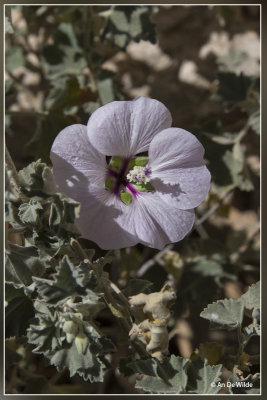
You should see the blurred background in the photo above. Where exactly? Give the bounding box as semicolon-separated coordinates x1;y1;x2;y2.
5;5;260;394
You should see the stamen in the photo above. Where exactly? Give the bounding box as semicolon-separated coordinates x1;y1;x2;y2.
127;166;151;184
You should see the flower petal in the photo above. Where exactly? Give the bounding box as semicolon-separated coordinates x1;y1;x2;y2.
148;128;211;209
74;188;139;249
50;124;107;192
128;193;195;249
87;97;172;157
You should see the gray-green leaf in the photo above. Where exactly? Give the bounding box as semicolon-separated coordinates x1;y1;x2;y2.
200;298;244;330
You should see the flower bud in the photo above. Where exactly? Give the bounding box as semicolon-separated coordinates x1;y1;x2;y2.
62;320;78;343
75;332;89;355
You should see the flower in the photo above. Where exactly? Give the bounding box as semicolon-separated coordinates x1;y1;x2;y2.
50;97;210;250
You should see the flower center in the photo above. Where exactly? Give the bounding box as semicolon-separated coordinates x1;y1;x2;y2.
105;156;154;205
127;166;151;184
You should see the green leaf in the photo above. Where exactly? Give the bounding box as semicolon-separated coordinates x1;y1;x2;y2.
200;298;244;330
5;293;35;338
120;192;133;205
50;334;110;382
110;9;129;32
134;355;189;394
28;308;115;382
135;182;155;192
217;49;248;73
5;15;14;34
105;177;114;191
27;312;63;356
6;243;45;287
97;74;116;105
42;22;86;79
227;373;260;394
18;160;47;192
128;156;149;170
33;256;97;306
109;156;123;169
222;149;254;191
187;358;223;394
18;200;43;225
244;322;260;338
128;358;158;377
5;46;25;73
106;6;156;50
240;281;260;311
5;201;21;225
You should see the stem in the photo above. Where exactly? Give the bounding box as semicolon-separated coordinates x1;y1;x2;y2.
236;323;244;361
137;244;173;277
195;189;233;227
82;7;98;95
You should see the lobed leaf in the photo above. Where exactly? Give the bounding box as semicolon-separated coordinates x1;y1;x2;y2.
200;298;244;330
240;281;260;311
33;256;97;306
6;243;45;288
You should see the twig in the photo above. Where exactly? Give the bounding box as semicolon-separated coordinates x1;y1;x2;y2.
230;223;260;264
137;244;173;277
195;189;234;227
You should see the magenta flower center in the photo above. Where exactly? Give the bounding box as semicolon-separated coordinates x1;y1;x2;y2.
106;157;140;198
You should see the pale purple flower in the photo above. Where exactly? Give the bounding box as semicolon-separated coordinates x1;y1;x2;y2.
50;97;210;250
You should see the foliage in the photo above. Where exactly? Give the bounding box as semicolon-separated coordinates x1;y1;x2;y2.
5;4;260;395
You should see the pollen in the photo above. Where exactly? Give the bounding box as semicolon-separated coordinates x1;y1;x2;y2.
127;166;151;184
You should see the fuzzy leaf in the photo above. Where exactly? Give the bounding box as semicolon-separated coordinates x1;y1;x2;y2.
28;308;115;382
106;6;156;49
5;243;45;287
6;46;25;73
244;322;260;340
227;373;260;394
50;321;116;383
18;160;48;192
27;313;63;356
5;15;14;34
187;358;223;394
128;358;158;377
240;281;260;311
33;256;97;306
42;22;86;79
222;150;254;191
18;200;43;225
134;355;189;394
97;74;116;105
200;298;244;330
